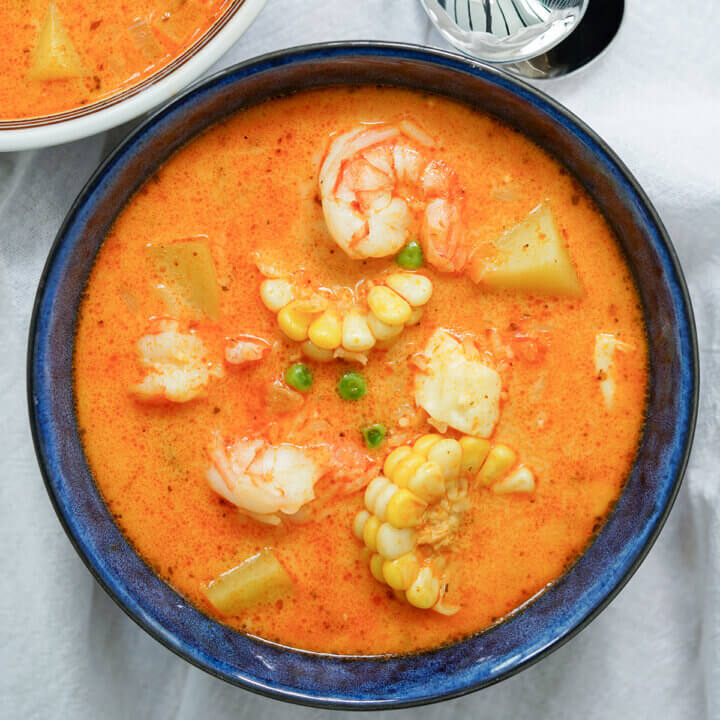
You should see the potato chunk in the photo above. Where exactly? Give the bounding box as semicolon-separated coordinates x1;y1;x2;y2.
204;549;294;614
28;3;86;81
147;238;220;320
471;204;582;297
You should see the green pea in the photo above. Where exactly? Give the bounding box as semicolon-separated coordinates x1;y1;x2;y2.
284;363;313;392
337;371;367;401
361;424;386;449
395;240;424;269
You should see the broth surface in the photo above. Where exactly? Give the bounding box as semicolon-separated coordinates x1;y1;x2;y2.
1;0;230;119
74;87;648;655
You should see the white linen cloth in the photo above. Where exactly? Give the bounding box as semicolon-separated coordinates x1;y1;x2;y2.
1;1;718;717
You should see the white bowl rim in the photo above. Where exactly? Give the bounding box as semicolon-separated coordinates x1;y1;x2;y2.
0;0;266;152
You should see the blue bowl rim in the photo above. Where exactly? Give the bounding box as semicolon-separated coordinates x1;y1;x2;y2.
27;41;699;709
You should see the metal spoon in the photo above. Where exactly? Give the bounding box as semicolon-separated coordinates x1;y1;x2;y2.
422;0;624;79
505;0;624;78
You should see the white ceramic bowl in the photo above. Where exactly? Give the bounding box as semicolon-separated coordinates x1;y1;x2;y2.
0;0;266;152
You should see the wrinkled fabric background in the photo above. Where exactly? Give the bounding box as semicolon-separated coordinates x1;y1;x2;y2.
1;1;718;717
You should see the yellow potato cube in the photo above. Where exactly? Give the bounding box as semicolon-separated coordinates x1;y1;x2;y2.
147;239;220;320
203;549;293;614
472;203;582;297
28;4;86;81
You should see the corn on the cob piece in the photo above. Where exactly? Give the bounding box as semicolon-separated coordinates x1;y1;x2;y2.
354;432;537;616
262;274;432;358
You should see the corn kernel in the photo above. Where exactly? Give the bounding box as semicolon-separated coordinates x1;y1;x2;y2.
478;444;516;485
370;553;386;583
427;439;463;480
374;482;400;522
260;278;294;312
368;286;412;326
386;489;427;528
393;589;408;603
383;446;413;478
406;307;424;326
363;515;381;552
353;510;370;540
408;461;445;502
385;273;433;307
364;475;391;513
391;452;427;489
492;465;535;494
342;311;376;352
367;311;404;340
301;340;334;362
308;309;342;350
406;567;440;609
383;553;421;590
376;524;416;560
459;436;491;477
277;302;314;342
413;433;443;457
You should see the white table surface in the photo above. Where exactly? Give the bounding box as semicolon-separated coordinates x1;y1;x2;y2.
1;1;719;718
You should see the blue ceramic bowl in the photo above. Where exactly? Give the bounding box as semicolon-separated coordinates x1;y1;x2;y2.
28;43;698;709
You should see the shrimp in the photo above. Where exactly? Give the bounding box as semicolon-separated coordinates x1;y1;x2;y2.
207;432;323;525
225;335;271;365
318;121;468;272
207;411;380;525
131;318;223;403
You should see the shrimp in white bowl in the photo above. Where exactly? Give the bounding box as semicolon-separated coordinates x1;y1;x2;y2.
318;121;468;273
131;318;223;403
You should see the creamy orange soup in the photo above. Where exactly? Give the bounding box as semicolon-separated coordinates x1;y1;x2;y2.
1;0;231;119
74;87;648;655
